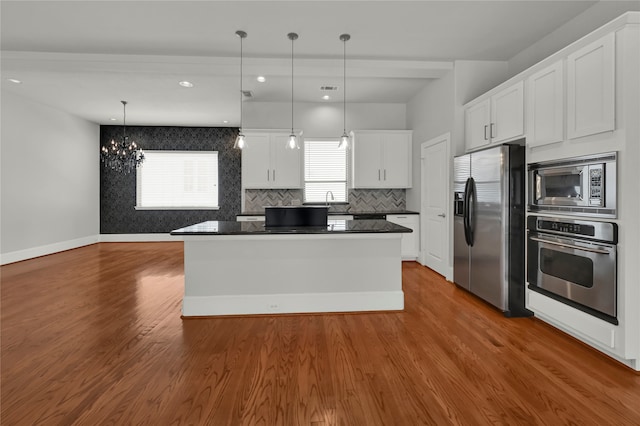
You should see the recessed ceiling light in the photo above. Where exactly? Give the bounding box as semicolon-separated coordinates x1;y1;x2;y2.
109;117;117;121
7;78;22;84
322;95;330;100
179;81;194;88
223;120;229;124
257;76;266;83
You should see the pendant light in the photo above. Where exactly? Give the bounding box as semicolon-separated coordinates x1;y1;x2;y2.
338;33;351;149
287;32;300;150
100;100;144;174
234;30;247;149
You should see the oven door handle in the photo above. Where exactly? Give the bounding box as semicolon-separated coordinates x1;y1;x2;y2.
529;236;611;255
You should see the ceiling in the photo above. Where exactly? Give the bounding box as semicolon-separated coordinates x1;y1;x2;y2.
0;0;621;126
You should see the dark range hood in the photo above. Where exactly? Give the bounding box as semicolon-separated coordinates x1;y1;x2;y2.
265;206;329;227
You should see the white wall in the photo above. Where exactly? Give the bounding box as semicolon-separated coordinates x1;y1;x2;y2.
508;1;640;77
405;72;455;211
244;101;407;137
405;60;508;211
1;91;100;263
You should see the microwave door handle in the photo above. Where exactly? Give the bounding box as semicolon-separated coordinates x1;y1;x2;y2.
529;236;610;255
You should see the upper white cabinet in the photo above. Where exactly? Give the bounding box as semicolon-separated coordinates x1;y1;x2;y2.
465;81;524;151
464;100;491;151
241;131;301;189
351;130;412;188
526;60;564;147
567;33;615;139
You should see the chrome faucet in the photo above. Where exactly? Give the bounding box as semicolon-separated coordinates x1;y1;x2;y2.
325;191;334;207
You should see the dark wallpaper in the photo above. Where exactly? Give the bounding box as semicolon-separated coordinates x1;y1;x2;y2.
100;126;241;234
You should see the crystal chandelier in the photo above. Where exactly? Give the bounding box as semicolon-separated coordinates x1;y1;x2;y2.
101;100;144;174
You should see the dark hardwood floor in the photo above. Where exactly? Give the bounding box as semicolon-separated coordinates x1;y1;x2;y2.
1;242;639;425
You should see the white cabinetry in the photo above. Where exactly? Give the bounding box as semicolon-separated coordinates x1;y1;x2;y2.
351;130;412;188
387;214;420;260
241;131;301;189
526;60;564;147
465;81;524;151
567;33;615;139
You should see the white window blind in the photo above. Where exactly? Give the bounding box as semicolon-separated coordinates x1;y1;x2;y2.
304;140;348;203
136;151;219;209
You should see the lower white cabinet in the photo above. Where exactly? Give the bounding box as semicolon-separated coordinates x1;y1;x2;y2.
386;214;420;261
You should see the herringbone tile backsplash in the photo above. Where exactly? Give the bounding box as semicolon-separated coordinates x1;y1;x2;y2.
244;189;406;213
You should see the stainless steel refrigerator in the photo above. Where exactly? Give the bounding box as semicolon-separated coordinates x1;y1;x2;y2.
453;142;531;317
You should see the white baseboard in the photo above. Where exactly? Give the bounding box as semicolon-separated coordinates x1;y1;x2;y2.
0;235;99;265
182;291;405;317
99;233;181;242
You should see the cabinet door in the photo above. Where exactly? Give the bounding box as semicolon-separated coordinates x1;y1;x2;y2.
352;133;383;188
381;133;411;188
567;32;615;139
271;134;301;188
465;99;491;151
387;214;420;260
527;60;564;147
241;134;272;188
490;80;524;143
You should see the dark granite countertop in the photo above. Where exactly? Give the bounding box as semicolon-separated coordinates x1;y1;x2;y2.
237;209;419;216
170;220;412;235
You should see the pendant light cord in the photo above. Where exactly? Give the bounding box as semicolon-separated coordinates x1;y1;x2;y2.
339;34;350;139
122;100;127;143
240;34;243;131
291;34;294;134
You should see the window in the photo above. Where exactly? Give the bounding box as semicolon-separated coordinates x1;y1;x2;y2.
304;140;348;203
136;150;219;209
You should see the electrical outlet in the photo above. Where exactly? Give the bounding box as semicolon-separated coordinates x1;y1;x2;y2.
268;303;279;311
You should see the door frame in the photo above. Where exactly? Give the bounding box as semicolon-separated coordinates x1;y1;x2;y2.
420;133;453;281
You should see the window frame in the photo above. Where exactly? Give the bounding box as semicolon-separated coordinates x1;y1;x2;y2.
303;138;349;204
135;150;220;211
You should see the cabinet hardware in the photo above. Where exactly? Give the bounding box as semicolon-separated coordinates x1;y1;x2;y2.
484;125;488;140
384;169;387;180
272;170;276;181
378;169;381;180
438;213;446;218
267;170;270;181
490;123;496;139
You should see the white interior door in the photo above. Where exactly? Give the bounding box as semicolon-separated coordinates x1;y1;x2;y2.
421;134;450;279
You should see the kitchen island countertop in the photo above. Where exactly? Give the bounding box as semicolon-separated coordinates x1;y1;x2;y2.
170;219;412;236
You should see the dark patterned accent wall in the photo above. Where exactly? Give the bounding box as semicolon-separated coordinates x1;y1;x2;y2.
100;126;241;234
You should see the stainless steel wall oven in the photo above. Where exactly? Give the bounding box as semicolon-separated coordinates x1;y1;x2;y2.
528;152;616;218
527;215;618;325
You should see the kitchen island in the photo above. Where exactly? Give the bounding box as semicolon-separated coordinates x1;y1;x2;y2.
170;220;411;316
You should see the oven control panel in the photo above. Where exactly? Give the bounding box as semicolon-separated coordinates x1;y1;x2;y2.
527;215;617;244
537;220;595;237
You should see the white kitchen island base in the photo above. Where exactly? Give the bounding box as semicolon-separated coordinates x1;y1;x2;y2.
180;233;404;316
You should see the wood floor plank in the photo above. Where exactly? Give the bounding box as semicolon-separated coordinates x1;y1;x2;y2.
2;242;639;425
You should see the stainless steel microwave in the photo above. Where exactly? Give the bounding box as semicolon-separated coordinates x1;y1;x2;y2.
528;152;616;218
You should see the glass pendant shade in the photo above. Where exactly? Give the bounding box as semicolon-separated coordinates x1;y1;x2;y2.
234;132;246;149
100;100;144;174
338;131;350;150
287;133;299;150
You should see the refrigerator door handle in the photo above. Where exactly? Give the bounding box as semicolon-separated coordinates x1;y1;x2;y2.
467;177;476;246
463;178;471;246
